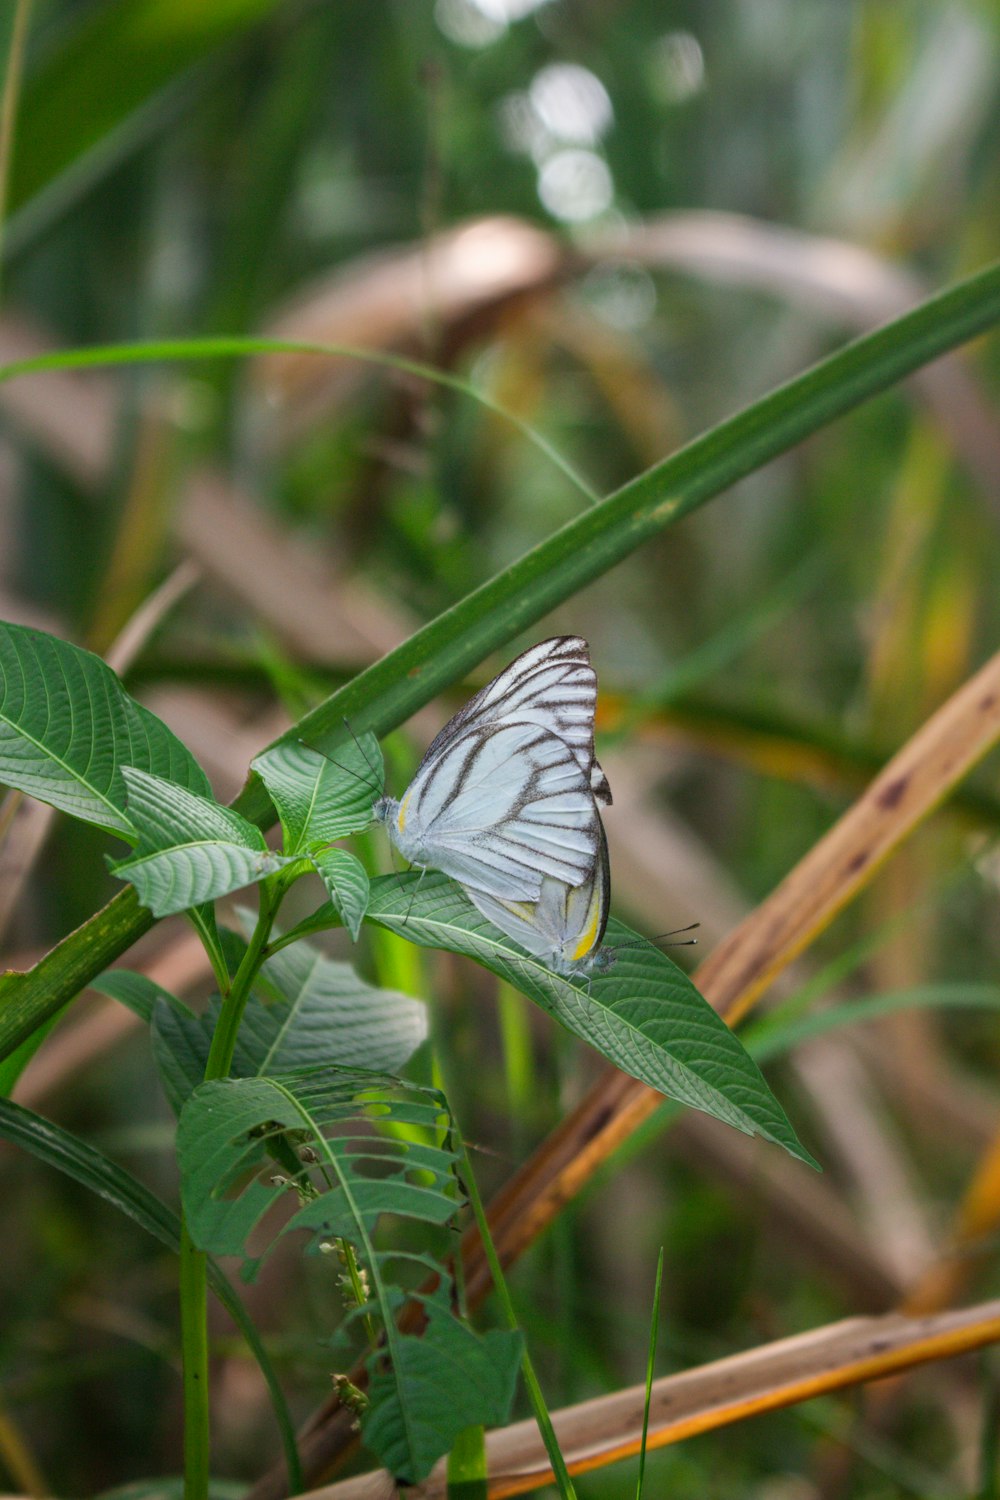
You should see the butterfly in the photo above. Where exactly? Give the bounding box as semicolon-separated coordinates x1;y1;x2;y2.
464;816;615;979
372;637;611;902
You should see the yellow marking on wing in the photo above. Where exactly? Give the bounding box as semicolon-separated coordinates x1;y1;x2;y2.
398;789;412;834
572;899;601;961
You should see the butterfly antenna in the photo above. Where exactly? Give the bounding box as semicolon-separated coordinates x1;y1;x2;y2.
296;737;379;799
653;922;700;949
610;923;701;956
403;864;426;926
342;716;384;793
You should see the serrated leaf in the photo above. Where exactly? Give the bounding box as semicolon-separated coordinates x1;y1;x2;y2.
252;734;382;852
365;873;816;1169
311;847;370;939
150;936;426;1112
0;621;209;839
364;1312;521;1483
0;1096;301;1486
110;768;295;916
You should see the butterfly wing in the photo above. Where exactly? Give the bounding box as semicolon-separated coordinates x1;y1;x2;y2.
419;637;612;807
466;820;611;971
400;719;601;900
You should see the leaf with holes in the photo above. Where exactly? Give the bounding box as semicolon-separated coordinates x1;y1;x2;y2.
178;1070;518;1481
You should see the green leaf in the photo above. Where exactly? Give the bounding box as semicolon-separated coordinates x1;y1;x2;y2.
5;262;1000;1060
311;847;371;940
0;622;209;839
0;1095;301;1488
179;1071;458;1261
178;1070;516;1480
366;1310;521;1485
110;768;295;916
150;935;427;1111
252;734;382;852
366;873;816;1169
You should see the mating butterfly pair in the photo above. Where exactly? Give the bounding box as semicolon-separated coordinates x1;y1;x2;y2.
373;637;615;978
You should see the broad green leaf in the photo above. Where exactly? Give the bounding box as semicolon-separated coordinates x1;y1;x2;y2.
365;1310;521;1484
252;734;383;852
254;941;426;1073
0;1096;300;1487
312;847;371;940
178;1070;515;1482
110;768;295;916
123;766;267;850
150;937;427;1111
365;873;816;1169
0;622;210;839
5;262;1000;1059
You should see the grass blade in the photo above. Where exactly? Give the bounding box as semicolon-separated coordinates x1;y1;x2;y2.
635;1248;664;1500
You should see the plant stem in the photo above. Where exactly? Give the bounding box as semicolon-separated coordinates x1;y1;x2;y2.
461;1143;578;1500
180;874;287;1497
179;1220;211;1500
204;879;282;1081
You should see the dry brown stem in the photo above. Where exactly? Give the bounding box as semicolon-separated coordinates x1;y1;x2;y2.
309;1299;1000;1499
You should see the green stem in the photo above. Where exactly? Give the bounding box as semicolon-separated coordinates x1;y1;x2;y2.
461;1144;578;1500
203;879;281;1081
180;875;288;1496
179;1221;211;1500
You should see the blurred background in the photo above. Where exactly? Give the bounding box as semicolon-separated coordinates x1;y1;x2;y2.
2;1;1000;1495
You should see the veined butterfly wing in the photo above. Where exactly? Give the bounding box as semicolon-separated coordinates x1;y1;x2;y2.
465;819;613;977
419;636;612;807
374;719;601;901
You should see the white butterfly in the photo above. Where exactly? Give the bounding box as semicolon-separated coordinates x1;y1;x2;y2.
372;637;611;902
465;818;615;979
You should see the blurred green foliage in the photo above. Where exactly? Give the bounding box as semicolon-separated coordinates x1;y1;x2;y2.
3;1;1000;1496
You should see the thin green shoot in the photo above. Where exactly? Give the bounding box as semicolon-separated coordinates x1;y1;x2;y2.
0;335;599;505
635;1246;664;1500
460;1140;578;1500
